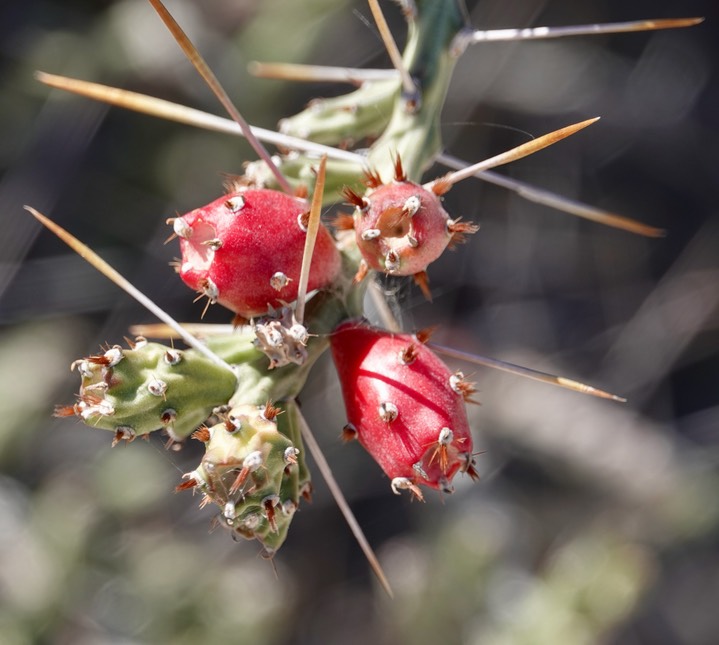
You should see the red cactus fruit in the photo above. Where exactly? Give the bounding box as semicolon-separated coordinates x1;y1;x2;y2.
172;189;341;318
353;180;449;275
330;320;478;500
344;160;477;298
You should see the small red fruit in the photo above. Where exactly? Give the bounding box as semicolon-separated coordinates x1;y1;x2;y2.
173;189;341;318
330;320;478;499
353;180;451;277
344;160;477;298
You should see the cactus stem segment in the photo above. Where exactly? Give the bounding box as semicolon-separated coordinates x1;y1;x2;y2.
176;403;308;553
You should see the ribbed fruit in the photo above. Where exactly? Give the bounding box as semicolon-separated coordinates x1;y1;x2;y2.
174;189;341;318
330;320;478;499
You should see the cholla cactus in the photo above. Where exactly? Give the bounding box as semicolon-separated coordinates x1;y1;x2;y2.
27;0;701;592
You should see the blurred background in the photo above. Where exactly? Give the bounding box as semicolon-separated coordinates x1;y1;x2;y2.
1;0;718;643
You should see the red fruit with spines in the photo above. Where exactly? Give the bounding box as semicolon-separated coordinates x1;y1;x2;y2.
353;180;449;275
330;320;478;499
345;160;477;298
173;188;341;318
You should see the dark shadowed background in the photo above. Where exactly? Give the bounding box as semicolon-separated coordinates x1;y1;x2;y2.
1;1;718;643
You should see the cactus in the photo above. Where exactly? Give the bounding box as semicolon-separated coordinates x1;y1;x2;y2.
25;0;703;592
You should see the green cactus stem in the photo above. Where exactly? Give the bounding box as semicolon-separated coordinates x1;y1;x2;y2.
366;0;469;181
278;78;400;147
252;0;470;195
177;402;305;555
61;339;237;444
